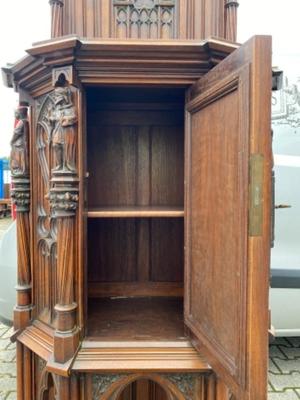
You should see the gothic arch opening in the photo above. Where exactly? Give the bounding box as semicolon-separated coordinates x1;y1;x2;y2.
115;379;170;400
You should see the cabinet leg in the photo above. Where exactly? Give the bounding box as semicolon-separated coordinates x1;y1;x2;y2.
24;347;32;399
16;343;24;400
16;343;33;400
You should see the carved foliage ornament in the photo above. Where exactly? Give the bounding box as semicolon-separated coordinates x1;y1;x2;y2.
163;373;198;400
92;374;129;398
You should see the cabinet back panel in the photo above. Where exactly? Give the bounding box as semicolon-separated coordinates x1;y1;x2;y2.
88;218;184;287
87;88;184;208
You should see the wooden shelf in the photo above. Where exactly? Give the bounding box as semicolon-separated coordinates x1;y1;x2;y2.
73;340;211;372
87;206;184;218
87;297;185;341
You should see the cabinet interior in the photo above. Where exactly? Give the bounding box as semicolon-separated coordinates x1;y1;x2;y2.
86;87;185;341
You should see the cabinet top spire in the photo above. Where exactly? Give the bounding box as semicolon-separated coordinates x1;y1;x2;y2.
49;0;239;41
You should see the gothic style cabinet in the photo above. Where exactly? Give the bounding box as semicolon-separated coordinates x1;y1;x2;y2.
2;1;272;399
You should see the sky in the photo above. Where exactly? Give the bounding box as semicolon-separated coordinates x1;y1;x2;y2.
0;0;300;157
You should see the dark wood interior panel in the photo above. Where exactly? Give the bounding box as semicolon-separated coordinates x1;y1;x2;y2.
87;87;184;208
88;218;183;286
150;219;184;282
151;126;184;206
87;297;185;341
88;124;137;207
88;218;138;282
87;87;185;106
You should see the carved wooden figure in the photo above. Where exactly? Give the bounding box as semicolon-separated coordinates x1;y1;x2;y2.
48;86;77;173
10;107;29;176
3;1;273;400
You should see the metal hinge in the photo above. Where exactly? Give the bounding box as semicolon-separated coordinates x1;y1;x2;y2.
249;154;264;236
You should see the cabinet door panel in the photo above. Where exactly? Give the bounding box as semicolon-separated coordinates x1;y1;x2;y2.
185;36;272;400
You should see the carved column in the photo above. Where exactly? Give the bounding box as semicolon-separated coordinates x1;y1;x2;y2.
48;82;79;364
10;104;32;331
49;0;64;38
225;0;239;42
50;173;79;363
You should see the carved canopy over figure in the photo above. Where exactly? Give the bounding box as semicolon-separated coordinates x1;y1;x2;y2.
48;86;77;173
10;106;29;176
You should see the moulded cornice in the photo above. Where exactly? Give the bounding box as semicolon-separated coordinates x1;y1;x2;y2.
2;36;239;97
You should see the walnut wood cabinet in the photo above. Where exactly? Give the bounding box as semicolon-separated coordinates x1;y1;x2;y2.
2;1;272;399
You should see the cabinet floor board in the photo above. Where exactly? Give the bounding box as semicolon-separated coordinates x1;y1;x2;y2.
87;297;185;341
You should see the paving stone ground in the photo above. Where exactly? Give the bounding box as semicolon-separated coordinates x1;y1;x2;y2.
269;337;300;399
0;324;16;400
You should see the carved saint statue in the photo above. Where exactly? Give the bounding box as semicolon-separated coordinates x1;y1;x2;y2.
10;106;28;176
48;86;77;173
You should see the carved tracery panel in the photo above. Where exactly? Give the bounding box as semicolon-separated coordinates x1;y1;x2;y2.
35;94;58;324
34;74;79;352
113;0;176;39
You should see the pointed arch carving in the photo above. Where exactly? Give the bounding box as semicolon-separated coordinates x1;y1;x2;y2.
92;373;206;400
35;92;58;325
38;366;58;400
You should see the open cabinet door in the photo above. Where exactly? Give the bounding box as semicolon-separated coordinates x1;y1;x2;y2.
184;36;272;399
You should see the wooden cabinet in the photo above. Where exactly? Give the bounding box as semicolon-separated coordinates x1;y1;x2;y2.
2;1;272;399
